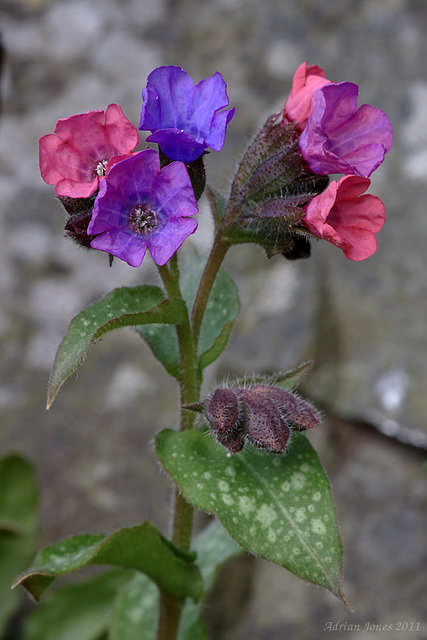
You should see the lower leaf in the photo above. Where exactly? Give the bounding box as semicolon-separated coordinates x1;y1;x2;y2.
109;519;242;640
20;569;131;640
13;522;202;603
156;429;348;605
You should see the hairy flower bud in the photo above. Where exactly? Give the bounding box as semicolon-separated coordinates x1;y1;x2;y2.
205;388;241;435
58;194;97;250
220;114;329;258
239;388;291;452
193;379;321;454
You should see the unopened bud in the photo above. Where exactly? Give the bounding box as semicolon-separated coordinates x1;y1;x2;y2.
249;386;320;432
205;388;241;435
59;195;97;250
194;379;320;454
239;388;291;452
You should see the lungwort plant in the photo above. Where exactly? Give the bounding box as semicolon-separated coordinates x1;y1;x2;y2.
12;62;392;639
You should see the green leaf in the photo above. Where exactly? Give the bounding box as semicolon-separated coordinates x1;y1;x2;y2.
136;253;240;376
109;573;158;640
13;523;202;603
192;519;243;594
110;575;209;640
21;569;131;640
47;286;187;407
0;455;38;636
136;324;180;379
0;533;36;636
0;454;38;539
110;519;241;640
234;361;314;390
206;185;227;226
156;429;348;604
197;269;240;370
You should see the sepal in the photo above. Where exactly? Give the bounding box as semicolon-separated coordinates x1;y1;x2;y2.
220;113;329;259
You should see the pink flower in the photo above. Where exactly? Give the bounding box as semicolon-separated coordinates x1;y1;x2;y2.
283;62;331;131
302;175;386;261
39;104;139;198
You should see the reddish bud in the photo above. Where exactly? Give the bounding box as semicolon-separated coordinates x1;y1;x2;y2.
205;388;242;436
239;388;290;452
250;386;320;432
201;378;320;455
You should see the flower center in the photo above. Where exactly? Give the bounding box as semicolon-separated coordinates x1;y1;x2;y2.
129;204;158;235
96;159;109;177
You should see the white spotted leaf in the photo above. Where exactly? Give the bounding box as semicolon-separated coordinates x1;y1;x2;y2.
47;286;187;406
109;519;242;640
13;522;202;603
156;429;348;605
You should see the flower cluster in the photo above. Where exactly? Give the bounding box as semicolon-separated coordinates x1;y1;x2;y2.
39;67;234;267
283;62;392;260
188;381;320;454
39;62;391;265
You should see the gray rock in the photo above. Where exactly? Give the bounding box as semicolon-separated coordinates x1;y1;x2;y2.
1;0;426;637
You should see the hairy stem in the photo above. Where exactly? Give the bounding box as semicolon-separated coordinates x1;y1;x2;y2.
155;235;230;639
191;234;230;345
156;261;198;640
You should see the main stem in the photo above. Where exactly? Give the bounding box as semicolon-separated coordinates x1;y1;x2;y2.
155;239;229;639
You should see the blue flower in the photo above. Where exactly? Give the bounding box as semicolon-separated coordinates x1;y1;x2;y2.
139;66;235;163
87;149;198;267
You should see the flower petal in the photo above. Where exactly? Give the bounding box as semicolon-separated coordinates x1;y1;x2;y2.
146;129;206;163
91;230;148;267
303;175;385;261
140;66;194;131
299;83;392;177
153;161;199;218
283;62;330;130
148;217;198;265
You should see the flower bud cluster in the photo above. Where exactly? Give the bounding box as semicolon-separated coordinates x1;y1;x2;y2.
221;62;392;262
191;381;320;454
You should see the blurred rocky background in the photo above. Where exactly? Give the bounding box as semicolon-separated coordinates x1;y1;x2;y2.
1;0;426;637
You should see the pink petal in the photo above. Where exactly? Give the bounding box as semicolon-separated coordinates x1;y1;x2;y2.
283;62;330;130
303;175;385;261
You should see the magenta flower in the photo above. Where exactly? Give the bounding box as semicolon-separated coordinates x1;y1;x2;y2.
39;104;140;198
283;62;331;131
87;149;198;267
139;66;235;163
299;82;393;177
302;175;386;261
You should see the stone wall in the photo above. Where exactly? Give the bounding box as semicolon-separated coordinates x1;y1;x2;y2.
1;0;426;637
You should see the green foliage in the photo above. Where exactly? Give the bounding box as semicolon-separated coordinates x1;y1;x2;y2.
21;569;131;640
0;454;38;636
47;286;187;407
137;252;240;377
156;429;347;604
13;523;202;603
0;454;38;540
232;360;314;391
109;519;242;640
109;574;158;640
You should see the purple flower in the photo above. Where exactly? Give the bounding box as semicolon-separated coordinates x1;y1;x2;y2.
139;66;235;163
299;82;392;177
87;149;198;267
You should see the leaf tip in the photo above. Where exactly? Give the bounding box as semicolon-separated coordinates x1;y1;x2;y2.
11;574;41;602
340;585;354;612
183;402;205;413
